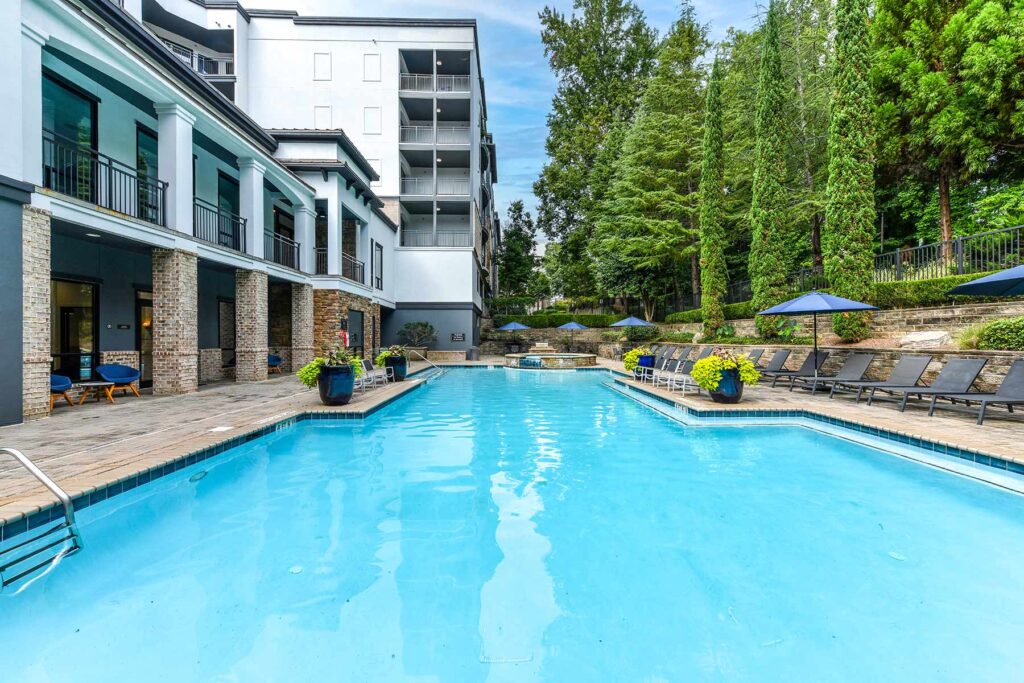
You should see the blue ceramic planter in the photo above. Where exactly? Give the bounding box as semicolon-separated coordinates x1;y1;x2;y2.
317;364;356;405
384;356;408;381
710;368;744;404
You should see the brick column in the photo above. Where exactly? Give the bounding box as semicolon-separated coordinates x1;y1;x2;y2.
291;283;314;369
235;269;268;382
152;248;198;395
22;207;50;420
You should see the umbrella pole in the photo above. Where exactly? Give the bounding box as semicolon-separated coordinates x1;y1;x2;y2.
813;312;819;378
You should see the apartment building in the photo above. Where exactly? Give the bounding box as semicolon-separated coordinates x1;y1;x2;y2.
0;0;498;426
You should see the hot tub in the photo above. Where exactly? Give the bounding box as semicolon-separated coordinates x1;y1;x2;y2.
504;353;598;369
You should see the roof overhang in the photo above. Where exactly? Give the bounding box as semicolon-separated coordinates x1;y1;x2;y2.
268;129;378;182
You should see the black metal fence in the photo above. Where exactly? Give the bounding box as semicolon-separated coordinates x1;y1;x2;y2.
264;231;300;270
342;253;365;284
42;131;167;226
193;198;245;252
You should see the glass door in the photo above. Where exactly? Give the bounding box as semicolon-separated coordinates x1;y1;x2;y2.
51;279;98;381
136;291;153;387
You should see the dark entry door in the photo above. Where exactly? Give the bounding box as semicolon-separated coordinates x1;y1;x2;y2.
347;310;364;357
136;291;153;387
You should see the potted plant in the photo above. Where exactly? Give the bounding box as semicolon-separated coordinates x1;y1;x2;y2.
397;321;437;360
297;344;363;406
623;346;653;379
375;345;409;381
690;349;761;404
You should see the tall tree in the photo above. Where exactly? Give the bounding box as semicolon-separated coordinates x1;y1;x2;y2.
594;2;709;320
873;0;1024;245
495;200;538;296
699;57;728;337
534;0;659;296
748;1;790;337
824;0;876;340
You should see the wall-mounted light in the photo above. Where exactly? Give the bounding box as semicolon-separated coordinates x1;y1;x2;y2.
85;232;101;238
436;60;443;66
436;157;442;163
436;107;442;113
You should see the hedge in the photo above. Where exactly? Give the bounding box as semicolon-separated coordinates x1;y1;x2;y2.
977;316;1024;351
492;313;620;328
665;301;756;324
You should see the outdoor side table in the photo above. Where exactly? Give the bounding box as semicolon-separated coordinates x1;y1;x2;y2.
77;381;116;405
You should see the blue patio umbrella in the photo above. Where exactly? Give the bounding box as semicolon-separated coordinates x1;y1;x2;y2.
558;321;589;350
758;291;878;374
947;264;1024;297
610;316;655;327
497;321;531;331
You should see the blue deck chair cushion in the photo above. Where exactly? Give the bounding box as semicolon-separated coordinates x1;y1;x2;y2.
50;374;73;393
95;364;141;385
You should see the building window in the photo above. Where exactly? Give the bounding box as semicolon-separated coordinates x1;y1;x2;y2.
363;53;381;81
42;73;97;149
136;125;160;223
51;279;99;382
314;105;332;129
363;106;381;135
373;241;384;290
313;52;332;81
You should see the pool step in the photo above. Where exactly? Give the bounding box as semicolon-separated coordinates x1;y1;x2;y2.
0;447;84;592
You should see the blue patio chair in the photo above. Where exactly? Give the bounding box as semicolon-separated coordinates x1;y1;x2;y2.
50;374;73;412
95;363;142;399
268;354;285;374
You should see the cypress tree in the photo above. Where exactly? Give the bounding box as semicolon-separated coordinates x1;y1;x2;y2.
698;58;727;337
748;1;789;337
824;0;876;340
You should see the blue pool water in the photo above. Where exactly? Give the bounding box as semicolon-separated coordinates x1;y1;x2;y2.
2;368;1023;681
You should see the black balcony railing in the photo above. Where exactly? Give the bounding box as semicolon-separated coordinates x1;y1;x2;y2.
265;231;300;270
315;247;328;274
342;253;365;283
193;198;245;252
42;131;167;226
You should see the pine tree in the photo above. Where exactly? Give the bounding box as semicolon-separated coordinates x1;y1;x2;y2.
824;0;876;340
594;2;709;320
496;201;538;296
698;58;727;337
748;1;789;337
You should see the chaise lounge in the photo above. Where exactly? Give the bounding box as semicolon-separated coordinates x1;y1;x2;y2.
790;353;875;394
763;350;829;388
820;354;933;401
926;359;1024;424
866;358;987;412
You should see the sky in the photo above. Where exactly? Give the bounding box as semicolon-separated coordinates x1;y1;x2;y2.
245;0;761;223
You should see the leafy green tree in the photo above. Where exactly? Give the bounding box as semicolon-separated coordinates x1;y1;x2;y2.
699;58;728;337
495;200;538;296
824;0;876;340
873;0;1024;245
748;1;790;337
534;0;659;295
594;2;709;320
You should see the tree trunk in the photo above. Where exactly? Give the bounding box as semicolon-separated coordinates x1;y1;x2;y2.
810;214;823;270
690;253;700;307
938;164;953;261
642;295;655;322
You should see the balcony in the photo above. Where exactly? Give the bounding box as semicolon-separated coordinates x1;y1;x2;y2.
400;73;470;93
265;232;300;270
42;131;167;226
400;126;435;144
313;248;365;284
399;126;471;145
164;40;233;76
437;178;470;196
437;127;471;145
401;230;472;248
193;198;245;252
401;177;433;195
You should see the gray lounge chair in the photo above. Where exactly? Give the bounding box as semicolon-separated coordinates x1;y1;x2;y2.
764;350;830;388
790;353;875;394
759;349;791;373
867;358;988;412
823;354;933;401
678;346;713;375
744;348;765;366
927;359;1024;424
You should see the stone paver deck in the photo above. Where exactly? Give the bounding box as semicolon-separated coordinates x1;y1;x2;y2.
0;356;1021;534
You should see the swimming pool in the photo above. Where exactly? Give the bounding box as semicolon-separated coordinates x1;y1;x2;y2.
1;368;1022;680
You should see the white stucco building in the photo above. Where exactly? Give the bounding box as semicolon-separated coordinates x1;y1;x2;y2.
0;0;498;426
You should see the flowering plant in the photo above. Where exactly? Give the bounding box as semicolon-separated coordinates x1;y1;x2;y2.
375;345;408;367
690;350;760;391
296;344;362;388
622;346;652;373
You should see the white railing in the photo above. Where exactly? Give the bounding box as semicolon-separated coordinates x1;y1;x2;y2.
163;40;230;76
400;73;434;91
436;127;471;145
400;126;434;144
401;230;473;247
437;74;471;92
401;177;433;195
437;178;470;196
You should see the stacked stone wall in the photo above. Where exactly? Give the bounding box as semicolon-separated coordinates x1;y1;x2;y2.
152;248;198;395
22;207;51;420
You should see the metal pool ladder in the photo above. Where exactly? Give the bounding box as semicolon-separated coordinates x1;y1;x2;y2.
406;349;447;381
0;447;83;591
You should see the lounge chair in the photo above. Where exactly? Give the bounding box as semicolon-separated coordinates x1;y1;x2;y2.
678;346;713;375
745;348;764;366
50;374;73;412
790;353;875;394
819;354;933;400
758;349;791;373
95;363;141;398
866;358;988;412
652;359;681;388
764;350;829;388
926;359;1024;424
361;359;393;388
268;354;284;374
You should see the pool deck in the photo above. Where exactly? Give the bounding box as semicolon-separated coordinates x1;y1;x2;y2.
0;356;1021;534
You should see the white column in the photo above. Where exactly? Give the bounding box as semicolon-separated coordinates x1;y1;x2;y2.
327;177;341;274
238;158;266;260
295;203;316;274
154;103;196;233
20;24;48;185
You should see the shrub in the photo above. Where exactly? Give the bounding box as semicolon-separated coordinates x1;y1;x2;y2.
601;330;624;342
622;346;651;373
625;325;659;342
665;300;756;324
976;316;1024;350
296;349;362;388
492;313;619;328
397;322;437;347
658;331;695;343
690;350;761;391
374;345;407;367
870;272;998;309
485;296;535;314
